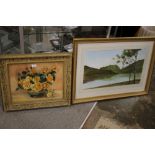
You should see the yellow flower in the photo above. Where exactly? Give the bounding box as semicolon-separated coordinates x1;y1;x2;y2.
34;76;40;83
33;82;43;92
22;80;31;90
30;84;35;90
25;76;32;81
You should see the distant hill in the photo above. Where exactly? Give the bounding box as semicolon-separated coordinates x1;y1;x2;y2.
83;59;144;83
100;65;121;74
84;65;119;83
84;66;100;75
121;59;144;73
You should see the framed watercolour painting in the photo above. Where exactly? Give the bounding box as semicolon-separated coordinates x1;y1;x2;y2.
0;53;72;111
72;37;155;104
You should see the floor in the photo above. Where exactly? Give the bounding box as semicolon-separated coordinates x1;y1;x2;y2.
82;93;155;129
0;99;95;129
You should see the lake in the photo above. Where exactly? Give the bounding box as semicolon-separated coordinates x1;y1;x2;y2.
83;73;141;89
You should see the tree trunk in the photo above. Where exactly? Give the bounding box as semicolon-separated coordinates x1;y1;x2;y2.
134;66;136;84
133;56;137;84
129;73;131;84
128;67;132;84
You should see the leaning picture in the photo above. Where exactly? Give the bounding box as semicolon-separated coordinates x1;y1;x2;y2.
0;53;72;111
72;38;155;104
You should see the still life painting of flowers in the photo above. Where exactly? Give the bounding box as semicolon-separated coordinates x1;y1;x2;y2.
9;62;63;103
16;66;56;98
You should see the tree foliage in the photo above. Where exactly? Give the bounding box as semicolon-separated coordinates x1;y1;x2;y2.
114;49;141;83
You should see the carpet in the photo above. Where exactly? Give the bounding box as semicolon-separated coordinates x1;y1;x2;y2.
0;99;96;129
82;93;155;129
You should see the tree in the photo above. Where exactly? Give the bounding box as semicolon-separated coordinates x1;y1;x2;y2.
123;49;141;83
114;49;141;84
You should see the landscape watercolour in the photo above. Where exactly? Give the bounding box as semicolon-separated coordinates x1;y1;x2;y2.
83;49;145;89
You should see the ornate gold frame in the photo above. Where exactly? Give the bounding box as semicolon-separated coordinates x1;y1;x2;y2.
0;53;72;111
72;37;155;104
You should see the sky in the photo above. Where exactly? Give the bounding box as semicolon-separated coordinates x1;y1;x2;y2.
84;48;146;69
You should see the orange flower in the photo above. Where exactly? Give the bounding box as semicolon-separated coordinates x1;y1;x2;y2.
31;68;37;74
46;74;53;82
42;82;50;89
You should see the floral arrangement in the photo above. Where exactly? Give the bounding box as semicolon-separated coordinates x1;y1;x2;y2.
16;66;56;98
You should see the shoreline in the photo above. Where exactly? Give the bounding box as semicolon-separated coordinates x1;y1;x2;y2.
84;79;140;90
